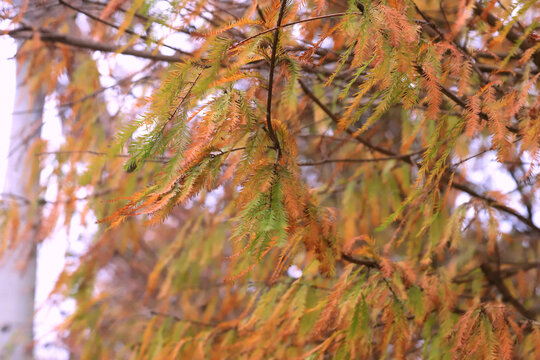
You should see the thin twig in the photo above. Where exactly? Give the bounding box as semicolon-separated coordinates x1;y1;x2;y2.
13;73;152;115
149;309;216;327
58;0;189;55
36;150;168;163
230;12;360;50
0;193;31;204
298;153;423;167
36;146;248;163
451;146;495;167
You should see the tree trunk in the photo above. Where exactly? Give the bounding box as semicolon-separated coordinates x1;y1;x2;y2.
0;15;46;360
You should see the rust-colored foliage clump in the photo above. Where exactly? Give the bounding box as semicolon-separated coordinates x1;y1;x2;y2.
2;0;540;358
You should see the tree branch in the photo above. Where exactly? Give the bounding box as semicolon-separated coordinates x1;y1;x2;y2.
298;152;423;167
415;64;519;134
298;78;540;234
265;0;288;160
298;79;398;157
343;250;540;323
340;252;380;269
149;309;216;327
8;27;185;63
36;150;168;163
480;263;536;320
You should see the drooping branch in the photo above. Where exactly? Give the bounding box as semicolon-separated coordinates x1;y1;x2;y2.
298;78;540;234
343;252;538;321
474;2;540;68
412;1;489;84
414;64;519;134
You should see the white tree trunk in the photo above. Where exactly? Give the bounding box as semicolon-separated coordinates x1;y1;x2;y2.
0;38;46;360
